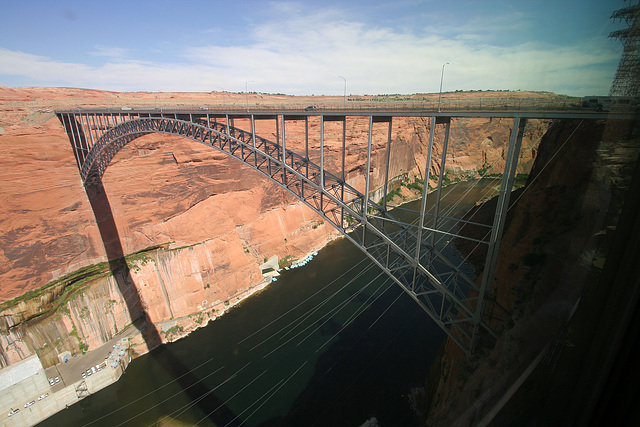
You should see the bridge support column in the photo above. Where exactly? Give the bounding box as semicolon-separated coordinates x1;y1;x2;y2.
304;116;309;199
382;117;393;213
320;116;325;189
473;117;527;352
431;117;452;248
362;116;374;244
251;115;257;167
412;116;437;292
341;117;347;228
281;115;286;186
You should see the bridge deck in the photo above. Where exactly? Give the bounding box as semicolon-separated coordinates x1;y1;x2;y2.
55;107;637;121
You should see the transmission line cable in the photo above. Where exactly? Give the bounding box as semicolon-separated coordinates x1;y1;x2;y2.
238;255;373;345
248;261;377;352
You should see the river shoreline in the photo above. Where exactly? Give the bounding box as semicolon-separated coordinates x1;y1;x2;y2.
146;245;332;347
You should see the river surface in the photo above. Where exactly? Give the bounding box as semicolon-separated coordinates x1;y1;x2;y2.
38;179;499;427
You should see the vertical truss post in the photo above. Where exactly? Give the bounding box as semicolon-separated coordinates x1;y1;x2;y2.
97;114;105;140
432;117;451;248
304;116;309;199
473;117;527;350
76;114;88;157
320;116;325;189
63;114;82;170
362;116;374;242
94;114;102;144
412;116;437;291
87;115;98;147
73;113;89;166
251;115;257;167
275;115;280;164
305;116;310;160
341;116;346;224
281;115;286;186
382;117;393;212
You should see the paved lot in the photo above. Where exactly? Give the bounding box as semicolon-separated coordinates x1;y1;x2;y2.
47;327;138;387
3;328;137;426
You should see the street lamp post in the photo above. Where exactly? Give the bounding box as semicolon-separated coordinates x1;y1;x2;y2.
218;87;225;107
438;62;449;113
338;75;346;108
246;81;253;112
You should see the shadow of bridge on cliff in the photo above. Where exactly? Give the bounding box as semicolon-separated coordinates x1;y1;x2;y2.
85;181;246;426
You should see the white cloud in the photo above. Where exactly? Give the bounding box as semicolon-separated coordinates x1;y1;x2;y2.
0;5;622;96
89;46;132;59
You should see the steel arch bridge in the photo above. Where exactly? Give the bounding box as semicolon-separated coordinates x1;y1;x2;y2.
56;108;621;354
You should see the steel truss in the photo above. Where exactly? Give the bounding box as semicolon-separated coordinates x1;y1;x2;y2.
56;109;555;354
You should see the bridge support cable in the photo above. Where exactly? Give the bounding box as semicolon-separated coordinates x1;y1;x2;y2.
57;110;554;355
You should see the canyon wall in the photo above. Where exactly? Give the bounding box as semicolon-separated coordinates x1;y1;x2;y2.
0;87;549;369
424;118;640;425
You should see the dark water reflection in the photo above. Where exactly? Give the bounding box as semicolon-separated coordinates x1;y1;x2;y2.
38;179;498;427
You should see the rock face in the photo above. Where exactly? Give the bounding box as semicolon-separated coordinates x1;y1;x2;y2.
0;87;549;368
424;119;640;426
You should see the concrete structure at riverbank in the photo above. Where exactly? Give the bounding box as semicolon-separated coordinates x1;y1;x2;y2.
1;338;131;427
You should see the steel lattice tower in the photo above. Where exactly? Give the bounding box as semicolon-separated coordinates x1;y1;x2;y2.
609;1;640;96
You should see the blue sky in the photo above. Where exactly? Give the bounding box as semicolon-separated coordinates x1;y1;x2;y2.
0;0;627;96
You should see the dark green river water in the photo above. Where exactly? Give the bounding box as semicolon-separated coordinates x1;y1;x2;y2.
38;179;498;427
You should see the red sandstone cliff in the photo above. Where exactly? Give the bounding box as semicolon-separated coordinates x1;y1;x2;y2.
0;87;550;368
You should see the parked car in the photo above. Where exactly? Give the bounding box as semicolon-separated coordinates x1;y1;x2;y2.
7;408;19;417
304;105;317;111
38;394;48;401
24;401;35;408
54;377;60;383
